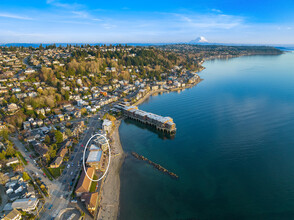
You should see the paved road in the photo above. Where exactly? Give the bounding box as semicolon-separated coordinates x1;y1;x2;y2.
40;113;103;220
12;105;113;219
0;185;8;212
11;137;65;217
10;137;52;188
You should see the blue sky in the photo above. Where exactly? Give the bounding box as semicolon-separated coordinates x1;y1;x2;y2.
0;0;294;44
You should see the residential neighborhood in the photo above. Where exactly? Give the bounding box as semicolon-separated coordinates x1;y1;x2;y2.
0;44;205;219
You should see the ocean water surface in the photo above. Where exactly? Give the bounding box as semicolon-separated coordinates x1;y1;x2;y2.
119;52;294;220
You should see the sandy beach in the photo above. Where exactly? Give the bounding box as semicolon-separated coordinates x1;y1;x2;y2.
97;120;124;220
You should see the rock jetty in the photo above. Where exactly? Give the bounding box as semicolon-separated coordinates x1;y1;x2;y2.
131;152;179;179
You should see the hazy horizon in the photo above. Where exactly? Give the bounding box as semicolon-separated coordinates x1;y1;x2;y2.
1;42;294;47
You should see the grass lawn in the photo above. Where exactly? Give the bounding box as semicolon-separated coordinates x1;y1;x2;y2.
48;165;65;179
89;175;98;192
42;168;53;181
16;151;28;165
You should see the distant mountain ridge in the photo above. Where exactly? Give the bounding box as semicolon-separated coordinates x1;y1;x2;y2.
1;42;293;49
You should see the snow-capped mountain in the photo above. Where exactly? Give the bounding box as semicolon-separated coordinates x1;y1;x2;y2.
189;36;209;44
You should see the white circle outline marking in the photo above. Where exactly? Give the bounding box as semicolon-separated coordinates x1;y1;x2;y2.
82;133;111;182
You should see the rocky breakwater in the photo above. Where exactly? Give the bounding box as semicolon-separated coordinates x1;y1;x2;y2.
131;152;179;179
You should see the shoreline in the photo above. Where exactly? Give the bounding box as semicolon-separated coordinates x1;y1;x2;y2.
97;120;124;220
133;89;168;106
133;80;203;107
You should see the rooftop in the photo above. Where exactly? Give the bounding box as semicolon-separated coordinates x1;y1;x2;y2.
94;136;108;145
102;119;112;127
2;209;21;220
75;167;95;194
11;198;38;210
89;144;100;151
87;150;102;163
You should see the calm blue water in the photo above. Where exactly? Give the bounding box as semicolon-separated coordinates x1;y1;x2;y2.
119;52;294;220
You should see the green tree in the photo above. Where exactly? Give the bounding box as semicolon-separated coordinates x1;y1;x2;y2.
0;172;9;184
48;145;56;159
45;154;50;162
6;145;16;157
22;172;30;181
65;128;72;137
0;129;9;140
64;91;70;101
44;135;51;145
38;114;46;120
55;130;63;143
9;95;18;103
0;150;6;160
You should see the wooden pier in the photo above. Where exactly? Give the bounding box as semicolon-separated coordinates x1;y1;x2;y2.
114;104;176;134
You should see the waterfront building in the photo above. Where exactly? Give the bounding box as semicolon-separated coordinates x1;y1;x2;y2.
75;167;95;197
80;192;99;214
86;150;102;170
102;119;112;133
93;136;108;152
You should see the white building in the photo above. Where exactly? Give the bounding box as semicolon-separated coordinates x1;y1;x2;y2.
6;158;19;166
102;119;112;133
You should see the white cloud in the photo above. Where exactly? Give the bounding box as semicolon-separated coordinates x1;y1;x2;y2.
46;0;83;10
102;23;117;29
0;13;32;20
211;9;222;13
92;18;103;22
71;11;89;18
167;12;244;30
